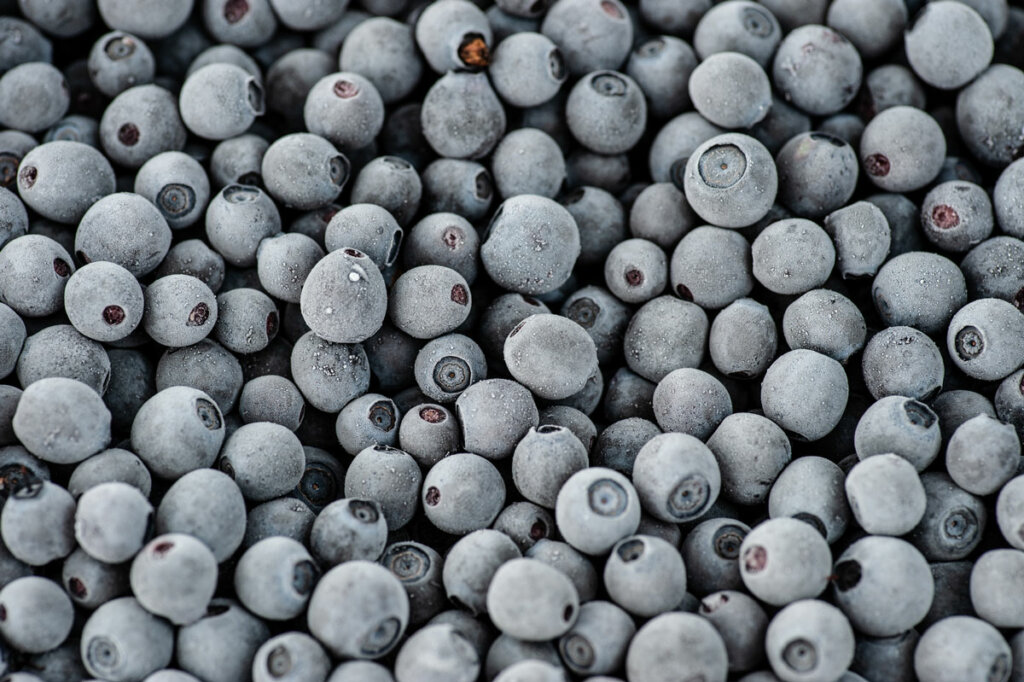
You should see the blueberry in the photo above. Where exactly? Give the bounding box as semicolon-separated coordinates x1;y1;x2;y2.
861;326;944;401
251;632;330;682
566;70;647;155
739;518;832;606
487;558;579;641
826;0;907;59
555;467;641;555
871;251;967;334
764;600;855;682
860;106;946;192
946;298;1024;381
832;536;933;637
156;468;246;562
846;454;927;536
307;560;409;659
625;613;728;682
768;456;850;544
623;296;709;382
970;549;1024;628
604;534;686;617
908;472;987;562
99;85;187;168
490;32;566;109
0;576;74;653
130;533;218;625
854;395;941;472
75;482;153;568
177;599;270;682
14;376;110;465
914;616;1011;682
558;599;635;676
905;1;994;90
422;451;505;534
131;386;225;479
683;133;778;228
0;62;69;134
261;133;348;211
180;64;264;141
81;597;174;682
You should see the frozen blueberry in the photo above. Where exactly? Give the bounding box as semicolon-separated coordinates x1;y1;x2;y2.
914;616;1010;682
827;0;907;59
81;597;174;682
604;535;686;617
218;422;305;502
541;0;632;76
421;451;504;534
846;454;927;536
99;85;187;168
487;558;579;641
64;262;144;343
290;332;370;413
490;32;567;108
625;613;728;682
739;518;832;606
862;326;944;401
860;106;946;192
0;576;74;653
130;533;218;625
872;251;967;334
512;425;588;509
67;446;148;499
481;194;580;295
651;368;732;440
256;233;324;305
134;151;210;229
300;248;387;344
683;133;778;228
156;468;246;562
906;1;993;90
144;275;218;348
503;313;597;400
555;467;641;555
764;600;855;682
234;535;318;622
689;52;771;129
307;560;409;659
344;445;421;531
61;546;128;610
752;218;836;295
947;414;1021;496
75;481;153;564
969;549;1024;628
176;598;270;682
16;323;110;395
946;298;1024;381
707;412;790;506
205;184;281;268
558;600;635;677
854;396;941;472
180;64;264;140
920;180;994;253
0;62;69;133
624;296;709;382
251;632;330;682
16;140;114;224
907;472;987;562
772;25;862;116
13;377;110;464
261;133;348;210
761;350;848;441
131;386;225;479
782;289;865;364
88;31;155;98
210;134;268;189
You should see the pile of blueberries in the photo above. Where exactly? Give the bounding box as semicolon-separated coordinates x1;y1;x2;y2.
2;0;1024;680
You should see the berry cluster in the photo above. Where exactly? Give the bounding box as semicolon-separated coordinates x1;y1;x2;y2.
0;0;1023;681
